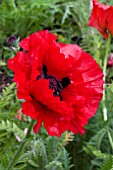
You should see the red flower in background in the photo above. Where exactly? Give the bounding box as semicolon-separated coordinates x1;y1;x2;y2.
8;30;103;137
88;0;113;39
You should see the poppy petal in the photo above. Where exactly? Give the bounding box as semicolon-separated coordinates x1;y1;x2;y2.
88;0;113;39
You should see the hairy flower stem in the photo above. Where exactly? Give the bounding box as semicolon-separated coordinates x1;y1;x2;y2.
103;34;111;121
107;128;113;150
6;119;35;170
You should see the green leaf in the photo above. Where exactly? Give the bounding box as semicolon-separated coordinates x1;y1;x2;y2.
45;161;64;170
100;155;113;170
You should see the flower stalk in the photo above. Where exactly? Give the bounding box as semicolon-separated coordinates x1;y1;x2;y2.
6;119;35;170
107;128;113;150
103;33;111;121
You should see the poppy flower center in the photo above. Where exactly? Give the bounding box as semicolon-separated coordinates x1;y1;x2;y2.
36;65;70;99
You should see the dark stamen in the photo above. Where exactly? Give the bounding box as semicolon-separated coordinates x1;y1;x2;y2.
47;75;63;97
36;65;70;100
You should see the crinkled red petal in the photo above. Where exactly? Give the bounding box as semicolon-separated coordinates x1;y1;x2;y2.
60;44;103;134
7;30;104;137
27;78;74;121
88;0;113;39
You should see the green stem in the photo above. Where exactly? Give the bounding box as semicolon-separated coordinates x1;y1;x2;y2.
107;128;113;150
6;119;35;170
103;34;111;121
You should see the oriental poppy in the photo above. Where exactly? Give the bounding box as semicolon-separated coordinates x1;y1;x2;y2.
88;0;113;39
8;30;103;137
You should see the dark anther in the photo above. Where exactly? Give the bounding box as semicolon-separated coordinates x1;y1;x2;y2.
36;65;70;100
47;75;63;98
61;77;71;88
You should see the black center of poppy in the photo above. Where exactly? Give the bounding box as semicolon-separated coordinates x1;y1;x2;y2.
36;65;70;99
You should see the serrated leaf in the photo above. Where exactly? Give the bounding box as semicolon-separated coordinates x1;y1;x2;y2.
100;155;113;170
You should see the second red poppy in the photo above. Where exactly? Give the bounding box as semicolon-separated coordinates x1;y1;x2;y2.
88;0;113;39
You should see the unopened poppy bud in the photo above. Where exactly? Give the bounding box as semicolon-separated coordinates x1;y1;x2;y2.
7;36;17;44
107;53;113;68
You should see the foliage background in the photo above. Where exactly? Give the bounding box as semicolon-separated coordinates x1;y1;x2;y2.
0;0;113;169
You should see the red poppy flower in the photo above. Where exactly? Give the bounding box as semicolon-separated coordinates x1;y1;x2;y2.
88;0;113;39
8;30;103;137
